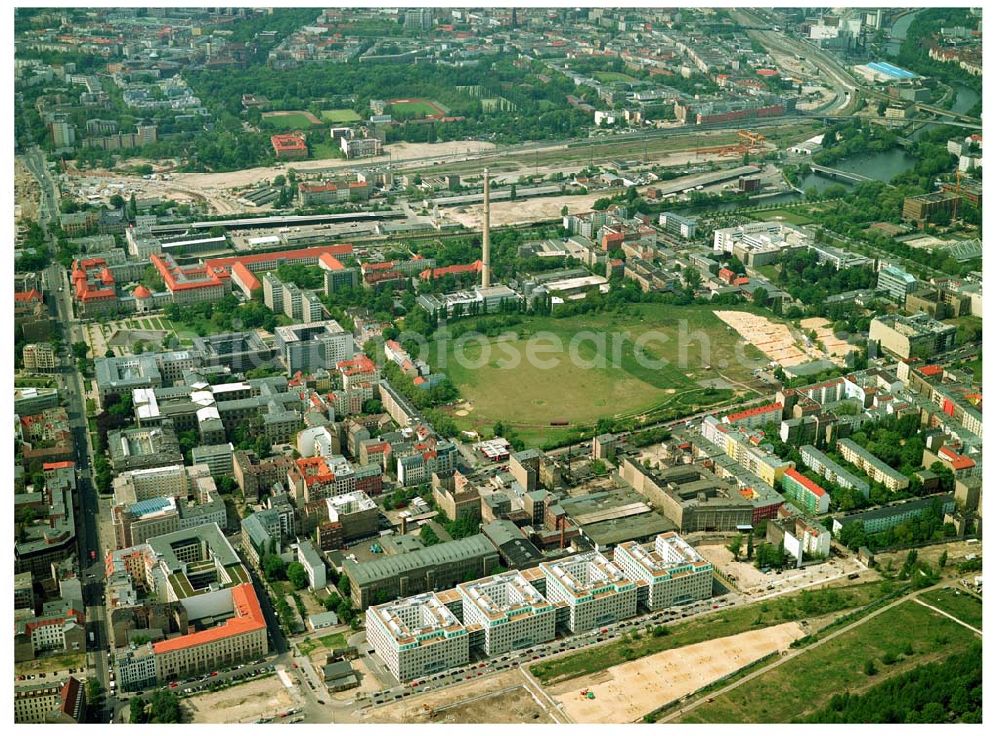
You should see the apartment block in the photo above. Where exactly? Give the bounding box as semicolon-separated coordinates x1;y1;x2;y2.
767;517;831;566
876;264;919;303
233;450;294;502
781;469;830;515
722;402;782;430
23;343;58;373
799;445;870;497
833;493;956;537
836;437;910;492
290;455;357;503
869;313;957;360
14;677;84;724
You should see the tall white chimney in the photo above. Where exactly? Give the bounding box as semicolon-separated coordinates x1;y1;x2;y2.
481;167;491;289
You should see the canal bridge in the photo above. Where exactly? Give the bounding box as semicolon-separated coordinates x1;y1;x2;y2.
807;164;876;184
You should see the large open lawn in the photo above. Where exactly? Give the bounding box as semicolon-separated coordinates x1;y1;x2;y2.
321;108;362;124
679;598;979;723
389;98;444;118
593;70;639;84
433;304;772;445
261;110;323;129
747;207;817;226
531;580;900;686
917;587;982;629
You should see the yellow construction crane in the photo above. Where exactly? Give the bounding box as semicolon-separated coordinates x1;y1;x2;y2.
738;129;767;150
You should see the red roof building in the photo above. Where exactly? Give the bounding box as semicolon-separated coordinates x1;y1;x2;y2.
937;446;977;472
270;133;308;160
724;402;782;428
15;289;43;304
150;253;228;304
152;583;265;655
419;260;482;281
318;252;345;271
70;258;118;315
206;244;353;276
230;260;261;297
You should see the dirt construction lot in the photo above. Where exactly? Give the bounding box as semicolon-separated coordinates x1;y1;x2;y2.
367;670;554;724
183;676;296;724
549;621;805;723
698;544;769;591
714;310;808;368
444;190;613;228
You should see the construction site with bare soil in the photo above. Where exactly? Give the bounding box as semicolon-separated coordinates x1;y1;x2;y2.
365;670;557;724
548;622;805;723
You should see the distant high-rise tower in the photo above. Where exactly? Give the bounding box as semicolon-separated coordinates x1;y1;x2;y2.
481;168;491;289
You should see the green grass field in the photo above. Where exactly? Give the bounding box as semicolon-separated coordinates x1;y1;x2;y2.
389;99;441;118
747;208;816;226
261;111;321;129
593;70;639;83
321;108;362;123
433;304;770;444
963;357;982;382
530;580;900;686
318;632;347;650
680;599;980;723
310;141;344;160
917;588;982;629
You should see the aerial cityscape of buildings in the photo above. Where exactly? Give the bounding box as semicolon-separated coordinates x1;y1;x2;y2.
11;4;984;728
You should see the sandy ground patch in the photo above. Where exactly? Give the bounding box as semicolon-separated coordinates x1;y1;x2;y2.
444;190;614;228
183;675;296;724
697;544;769;591
713;310;808;367
551;621;805;723
367;670;552;724
70;141;497;213
800;317;852;363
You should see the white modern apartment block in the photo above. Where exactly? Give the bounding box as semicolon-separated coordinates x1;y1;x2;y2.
365;592;470;682
539;551;637;632
613;532;714;610
457;571;556;655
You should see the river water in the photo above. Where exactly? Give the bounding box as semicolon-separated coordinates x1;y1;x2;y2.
677;148;920;215
885;11;918;57
674;11;980;214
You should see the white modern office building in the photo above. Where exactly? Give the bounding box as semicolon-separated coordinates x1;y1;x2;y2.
365;592;470;682
613;532;714;610
457;570;556;655
539;551;637;632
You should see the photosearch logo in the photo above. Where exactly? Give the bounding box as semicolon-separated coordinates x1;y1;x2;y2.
378;319;758;374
